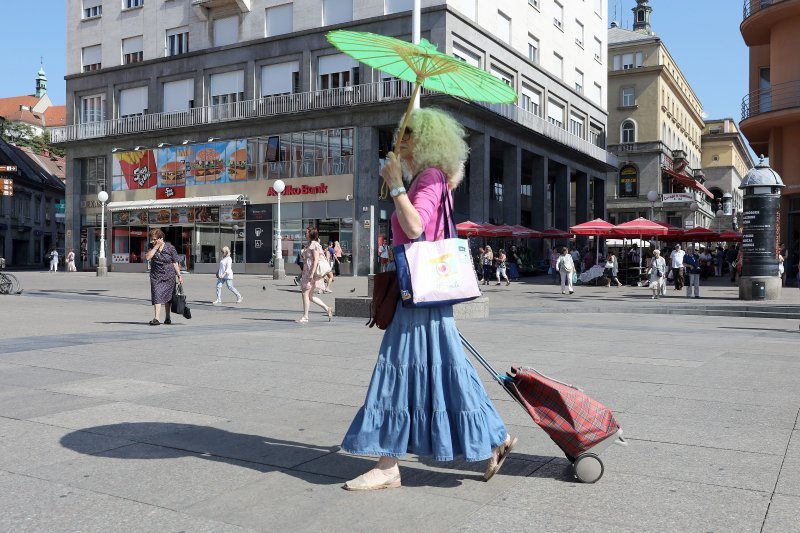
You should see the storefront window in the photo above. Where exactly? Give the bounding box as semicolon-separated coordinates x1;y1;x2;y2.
196;224;220;264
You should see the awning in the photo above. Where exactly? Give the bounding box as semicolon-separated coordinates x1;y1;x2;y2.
107;195;245;212
662;167;713;199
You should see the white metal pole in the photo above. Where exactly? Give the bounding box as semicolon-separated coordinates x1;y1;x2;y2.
412;0;421;110
276;192;282;274
99;202;106;262
369;205;375;276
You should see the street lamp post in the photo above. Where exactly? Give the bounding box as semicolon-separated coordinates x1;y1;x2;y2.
716;209;724;233
97;190;108;277
232;224;239;264
647;190;659;220
273;179;286;280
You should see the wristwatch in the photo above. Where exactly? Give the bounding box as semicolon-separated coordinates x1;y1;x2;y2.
390;186;407;198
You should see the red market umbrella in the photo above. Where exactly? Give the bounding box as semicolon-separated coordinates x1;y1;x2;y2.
718;230;743;242
569;218;614;236
456;220;495;237
485;224;514;237
610;218;669;237
539;227;574;239
654;221;684;242
509;225;542;238
683;226;719;242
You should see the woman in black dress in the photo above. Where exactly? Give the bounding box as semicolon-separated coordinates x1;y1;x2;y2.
145;228;183;325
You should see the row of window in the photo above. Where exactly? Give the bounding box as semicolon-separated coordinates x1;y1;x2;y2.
82;0;141;19
78;55;362;122
82;28;189;72
0;193;58;223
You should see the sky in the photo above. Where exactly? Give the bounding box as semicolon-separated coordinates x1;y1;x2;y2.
0;0;748;123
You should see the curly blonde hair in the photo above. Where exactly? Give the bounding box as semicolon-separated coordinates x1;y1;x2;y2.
395;108;469;189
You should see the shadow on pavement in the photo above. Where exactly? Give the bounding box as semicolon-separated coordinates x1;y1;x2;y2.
60;423;565;486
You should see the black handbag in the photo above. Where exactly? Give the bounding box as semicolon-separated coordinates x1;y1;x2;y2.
171;282;186;314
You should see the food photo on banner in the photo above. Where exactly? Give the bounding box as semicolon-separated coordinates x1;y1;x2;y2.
112;150;157;190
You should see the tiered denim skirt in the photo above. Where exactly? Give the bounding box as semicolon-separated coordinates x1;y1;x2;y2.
342;302;507;462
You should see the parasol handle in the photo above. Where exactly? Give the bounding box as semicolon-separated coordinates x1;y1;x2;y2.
380;82;422;200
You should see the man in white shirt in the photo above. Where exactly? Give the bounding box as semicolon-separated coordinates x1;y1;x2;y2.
670;244;686;291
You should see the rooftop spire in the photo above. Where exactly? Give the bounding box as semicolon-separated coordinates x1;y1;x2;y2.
632;0;653;35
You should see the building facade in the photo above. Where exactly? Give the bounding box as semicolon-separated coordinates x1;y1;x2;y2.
700;118;753;231
0;68;66;139
55;0;616;274
740;0;800;273
0;138;66;267
605;0;712;230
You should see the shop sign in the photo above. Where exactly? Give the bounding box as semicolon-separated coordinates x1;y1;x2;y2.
156;185;185;200
247;203;272;221
1;178;13;196
220;205;246;223
0;165;17;172
267;183;328;196
112;253;130;264
618;165;638;198
194;206;219;223
662;192;693;203
112;150;157;190
80;227;88;261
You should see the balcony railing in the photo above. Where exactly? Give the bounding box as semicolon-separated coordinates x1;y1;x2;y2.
51;80;615;166
743;0;787;19
741;80;800;121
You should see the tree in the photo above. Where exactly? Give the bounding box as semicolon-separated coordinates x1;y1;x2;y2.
0;120;64;157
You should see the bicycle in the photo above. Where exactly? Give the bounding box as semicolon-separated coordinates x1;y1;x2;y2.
0;258;22;295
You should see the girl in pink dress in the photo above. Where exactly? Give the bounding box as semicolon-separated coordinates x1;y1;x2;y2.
296;226;333;323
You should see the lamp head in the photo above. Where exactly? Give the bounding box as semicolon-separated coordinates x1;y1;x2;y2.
134;146;147;151
182;139;194;145
207;137;218;142
273;179;286;194
97;190;109;203
157;142;172;148
110;147;123;153
689;201;699;212
646;190;659;202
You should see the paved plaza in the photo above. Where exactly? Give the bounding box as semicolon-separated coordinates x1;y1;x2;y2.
1;270;799;532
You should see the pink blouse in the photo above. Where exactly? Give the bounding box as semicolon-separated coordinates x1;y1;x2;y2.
390;167;451;245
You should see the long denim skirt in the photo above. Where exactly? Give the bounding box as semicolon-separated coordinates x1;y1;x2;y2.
341;301;507;462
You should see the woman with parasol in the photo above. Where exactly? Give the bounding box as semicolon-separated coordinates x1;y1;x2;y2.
341;108;515;490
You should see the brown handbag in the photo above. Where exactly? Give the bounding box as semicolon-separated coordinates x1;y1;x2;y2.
366;271;400;329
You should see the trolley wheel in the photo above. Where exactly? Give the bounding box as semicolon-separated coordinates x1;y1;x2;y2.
573;453;604;483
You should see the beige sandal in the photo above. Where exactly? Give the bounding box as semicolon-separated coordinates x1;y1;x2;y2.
484;435;518;481
343;470;401;491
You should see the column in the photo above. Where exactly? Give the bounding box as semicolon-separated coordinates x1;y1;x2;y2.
593;177;607;220
502;145;521;225
575;171;590;249
354;126;380;276
65;158;82;266
530;154;547;230
469;133;490;223
553;162;570;231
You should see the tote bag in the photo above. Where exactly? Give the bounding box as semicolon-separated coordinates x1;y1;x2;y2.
393;171;481;307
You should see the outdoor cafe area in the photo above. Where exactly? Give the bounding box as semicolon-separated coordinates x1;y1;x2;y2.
457;218;744;286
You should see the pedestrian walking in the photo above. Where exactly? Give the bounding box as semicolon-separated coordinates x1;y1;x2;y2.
66;249;76;272
481;245;494;285
322;243;334;293
684;246;701;298
213;246;242;305
333;240;343;276
49;248;59;272
715;245;725;277
550;247;560;284
293;244;305;286
670;244;686;291
556;246;575;295
648;249;666;299
507;245;521;280
378;239;389;272
495;249;510;286
726;245;738;283
779;243;788;286
603;251;622;287
145;228;183;326
296;225;333;323
342;108;514;491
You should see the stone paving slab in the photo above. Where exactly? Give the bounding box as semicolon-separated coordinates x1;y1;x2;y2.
614;411;792;456
762;494;800;532
494;464;770;532
23;442;269;511
0;418;132;472
775;429;800;497
44;377;186;401
0;471;250;533
0;388;110;420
